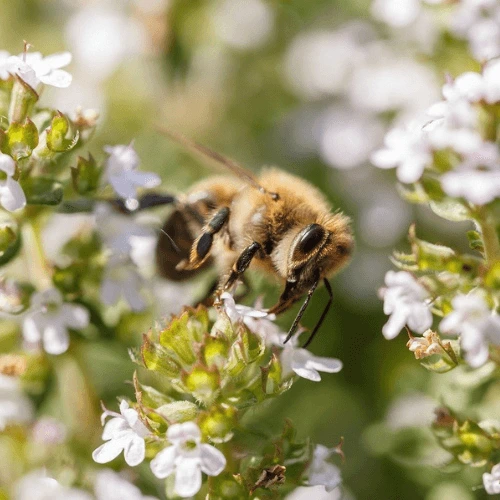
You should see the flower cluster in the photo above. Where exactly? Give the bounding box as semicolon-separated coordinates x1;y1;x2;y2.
89;302;345;498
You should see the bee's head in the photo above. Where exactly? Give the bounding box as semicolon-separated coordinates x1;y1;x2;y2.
271;213;353;311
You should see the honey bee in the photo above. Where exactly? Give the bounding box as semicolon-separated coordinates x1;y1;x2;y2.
143;129;354;347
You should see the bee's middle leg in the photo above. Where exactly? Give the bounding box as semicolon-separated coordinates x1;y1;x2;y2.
221;241;261;292
176;207;230;271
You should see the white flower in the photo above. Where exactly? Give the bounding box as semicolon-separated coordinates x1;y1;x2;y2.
93;400;150;467
221;292;276;338
380;270;433;340
371;123;432;183
14;470;92;500
103;144;160;204
307;444;342;492
440;142;500;205
0;374;33;430
150;421;226;498
94;203;157;270
100;256;147;312
371;0;421;28
6;51;72;90
94;469;158;500
32;417;67;445
222;293;343;381
0;153;26;212
484;463;500;495
22;288;90;355
440;292;500;368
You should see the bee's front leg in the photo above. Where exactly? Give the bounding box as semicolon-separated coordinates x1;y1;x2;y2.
221;241;262;292
176;207;230;271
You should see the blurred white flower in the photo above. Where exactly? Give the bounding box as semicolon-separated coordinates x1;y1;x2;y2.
380;270;433;340
385;392;437;429
212;0;274;50
371;0;421;27
150;421;226;498
371;123;432;183
0;153;25;212
451;0;500;61
93;400;150;467
94;469;158;500
100;256;147;312
6;51;72;90
440;292;500;368
440;142;500;205
14;470;92;500
307;444;342;492
94;204;157;266
0;374;33;430
286;485;345;500
103;144;161;205
349;54;439;114
484;463;500;495
319;107;384;169
22;288;89;355
284;28;366;99
65;5;146;82
32;417;67;445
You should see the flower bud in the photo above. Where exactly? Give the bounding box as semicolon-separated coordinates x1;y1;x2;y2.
183;365;220;404
203;336;229;370
71;154;101;195
199;405;237;443
8;76;38;123
0;217;20;266
156;401;199;424
141;333;181;377
0;118;39;161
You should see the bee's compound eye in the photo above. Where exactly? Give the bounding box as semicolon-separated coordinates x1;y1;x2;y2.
297;224;325;254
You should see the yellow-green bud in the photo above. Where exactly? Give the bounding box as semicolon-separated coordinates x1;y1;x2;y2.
184;365;220;405
199;405;236;443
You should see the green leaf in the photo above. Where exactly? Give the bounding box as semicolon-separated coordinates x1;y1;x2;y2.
0;118;39;160
467;230;484;253
21;177;63;205
429;198;472;222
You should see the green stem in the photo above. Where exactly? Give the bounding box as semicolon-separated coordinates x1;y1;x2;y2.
476;206;500;266
22;221;52;289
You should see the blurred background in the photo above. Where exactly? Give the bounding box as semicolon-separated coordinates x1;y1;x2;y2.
0;0;488;498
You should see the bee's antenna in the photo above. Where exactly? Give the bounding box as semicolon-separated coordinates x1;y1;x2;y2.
160;228;181;255
155;125;279;201
283;278;319;344
301;278;333;348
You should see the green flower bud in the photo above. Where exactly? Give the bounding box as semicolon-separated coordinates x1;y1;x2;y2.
46;112;79;153
156;401;199;424
21;177;63;206
8;76;38;123
71;154;101;195
141;333;181;377
0;118;39;161
199;405;236;443
160;311;198;365
0;217;20;267
183;365;220;405
203;336;229;370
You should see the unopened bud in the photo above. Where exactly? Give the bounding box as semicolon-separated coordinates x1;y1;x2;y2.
183;365;220;404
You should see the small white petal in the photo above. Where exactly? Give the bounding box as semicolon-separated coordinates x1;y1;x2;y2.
109;173;139;199
61;304;90;329
126;170;161;189
42;52;72;69
102;417;129;440
150;446;176;478
0;177;26;212
92;439;126;463
167;421;201;445
39;69;72;88
0;153;15;176
42;324;70;355
174;457;202;498
101;278;121;306
305;354;343;373
124;434;146;466
22;316;43;343
199;444;226;476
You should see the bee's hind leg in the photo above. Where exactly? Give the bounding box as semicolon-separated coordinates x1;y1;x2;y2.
177;207;230;271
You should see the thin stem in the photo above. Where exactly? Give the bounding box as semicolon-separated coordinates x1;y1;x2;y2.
22;222;52;290
475;206;500;266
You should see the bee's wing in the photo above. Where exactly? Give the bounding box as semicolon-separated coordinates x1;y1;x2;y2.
155;125;272;196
